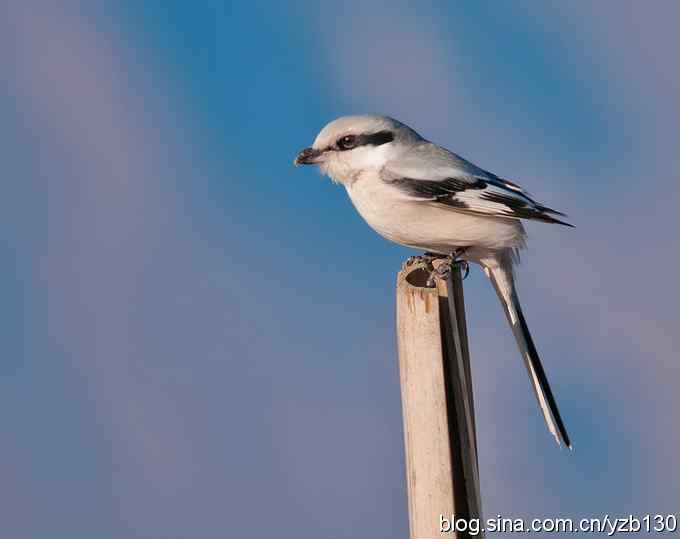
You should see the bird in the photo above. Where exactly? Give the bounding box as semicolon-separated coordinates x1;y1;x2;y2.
294;115;572;449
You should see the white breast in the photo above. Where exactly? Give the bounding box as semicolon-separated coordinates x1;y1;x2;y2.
345;173;525;253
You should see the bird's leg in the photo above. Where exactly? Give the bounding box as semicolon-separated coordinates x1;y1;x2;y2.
427;248;470;286
425;252;448;287
402;251;467;287
450;248;470;280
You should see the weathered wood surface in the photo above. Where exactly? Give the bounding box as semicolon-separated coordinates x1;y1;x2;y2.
396;263;482;539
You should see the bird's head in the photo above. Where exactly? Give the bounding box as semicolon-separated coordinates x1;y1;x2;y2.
294;115;421;184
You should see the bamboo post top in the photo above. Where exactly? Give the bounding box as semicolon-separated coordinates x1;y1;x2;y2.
396;261;482;539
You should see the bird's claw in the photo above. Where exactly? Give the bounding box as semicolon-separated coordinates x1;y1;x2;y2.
423;249;469;287
459;260;470;280
402;255;423;271
426;260;449;287
402;253;441;272
402;250;469;287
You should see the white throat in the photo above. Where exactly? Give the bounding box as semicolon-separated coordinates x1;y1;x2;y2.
320;144;395;186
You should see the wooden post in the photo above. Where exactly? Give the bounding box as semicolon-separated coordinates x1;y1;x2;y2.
396;262;483;539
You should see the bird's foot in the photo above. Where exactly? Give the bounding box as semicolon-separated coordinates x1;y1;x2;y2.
402;256;420;271
402;252;447;272
425;249;469;287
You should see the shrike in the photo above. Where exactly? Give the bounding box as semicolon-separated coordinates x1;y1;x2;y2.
295;115;572;449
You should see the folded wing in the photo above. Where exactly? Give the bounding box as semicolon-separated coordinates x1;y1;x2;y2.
381;142;572;226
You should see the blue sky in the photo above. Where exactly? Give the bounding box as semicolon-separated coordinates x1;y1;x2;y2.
2;1;679;537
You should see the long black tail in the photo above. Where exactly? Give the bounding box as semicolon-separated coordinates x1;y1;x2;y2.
484;257;572;449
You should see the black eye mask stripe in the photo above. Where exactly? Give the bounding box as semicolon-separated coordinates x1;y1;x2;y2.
334;130;394;151
357;130;394;147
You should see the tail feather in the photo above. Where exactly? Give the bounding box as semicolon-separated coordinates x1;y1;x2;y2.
483;255;572;449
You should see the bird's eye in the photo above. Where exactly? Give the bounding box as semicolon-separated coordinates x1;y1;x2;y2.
337;135;357;150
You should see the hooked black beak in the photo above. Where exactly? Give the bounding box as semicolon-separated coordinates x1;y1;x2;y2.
294;147;323;166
